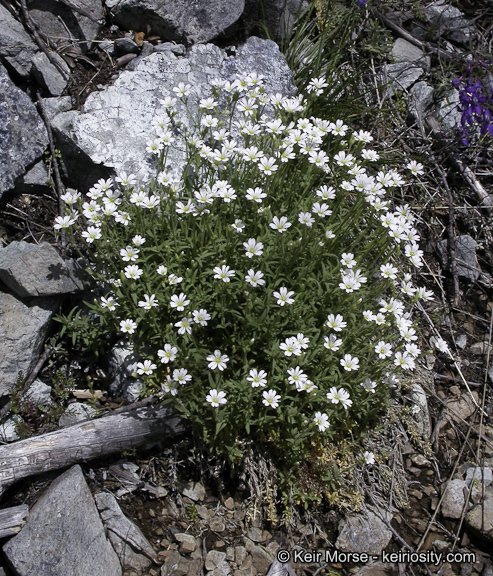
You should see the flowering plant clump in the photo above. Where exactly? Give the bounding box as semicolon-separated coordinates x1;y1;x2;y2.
452;72;493;145
56;73;439;480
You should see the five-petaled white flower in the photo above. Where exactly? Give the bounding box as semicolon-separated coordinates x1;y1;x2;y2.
100;296;118;311
361;378;377;393
206;389;227;407
192;309;210;326
82;226;102;243
207;350;229;371
326;387;352;409
273;287;295;306
175;317;193;335
375;341;392;358
158;344;178;363
213;265;235;282
243;238;264;258
245;269;265;287
120;319;137;334
280;337;302;357
262;389;281;409
138;294;159;309
170;293;190;311
124;265;143;280
324;334;342;351
326;314;346;331
173;368;192;384
363;451;375;464
340;354;360;371
270;216;291;233
136;360;157;375
247;369;268;388
314;412;330;432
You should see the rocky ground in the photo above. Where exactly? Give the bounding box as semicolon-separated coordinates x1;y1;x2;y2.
1;0;493;575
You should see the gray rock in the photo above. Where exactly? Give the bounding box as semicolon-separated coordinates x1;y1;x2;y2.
205;550;228;571
39;96;73;122
0;241;87;298
381;62;423;97
442;479;468;519
59;402;97;427
249;544;273;575
392;38;429;67
182;481;206;502
95;492;157;573
3;465;122;576
161;550;200;576
0;418;20;442
28;0;104;52
436;235;481;282
456;334;467;349
436;89;462;131
0;63;48;197
0;293;53;397
13;160;51;195
408;81;434;121
114;37;141;56
153;42;187;55
24;379;52;407
107;0;245;44
52;37;296;187
0;4;38;77
465;467;493;488
99;40;116;56
424;0;474;46
335;507;393;555
32;52;71;97
106;343;145;401
465;487;493;543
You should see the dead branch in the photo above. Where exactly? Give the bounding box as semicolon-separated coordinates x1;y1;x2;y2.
0;504;29;538
0;403;186;498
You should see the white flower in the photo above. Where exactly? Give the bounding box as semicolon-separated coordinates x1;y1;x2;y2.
340;253;356;268
172;82;192;97
273;287;295;306
324;334;342;351
162;377;179;396
287;366;307;385
156;265;168;276
213;265;235;282
124;265;143;280
245;269;265;287
340;354;359;371
82;226;102;243
243;238;264;258
279;337;302;356
120;319;137;334
326;314;346;331
100;296;118;310
170;293;190;311
361;378;377;393
176;200;196;214
375;341;392;359
60;190;81;205
333;151;354;167
406;160;424;176
138;294;159;309
132;235;146;246
295;333;310;349
158;344;178;364
192;309;210;326
175;317;193;335
380;263;398;279
173;368;192;384
363;451;375;465
270;216;291;233
231;219;245;232
312;202;332;218
326;387;352;409
317;185;336;200
206;389;227;407
54;215;77;230
434;337;449;353
247;369;267;388
298;212;315;227
207;350;229;371
394;351;416;370
136;360;157;375
120;246;140;261
262;389;281;409
314;412;330;432
168;273;183;285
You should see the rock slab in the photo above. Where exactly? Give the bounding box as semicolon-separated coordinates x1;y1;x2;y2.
3;465;122;576
0;63;48;197
0;241;87;297
0;293;53;397
335;507;393;555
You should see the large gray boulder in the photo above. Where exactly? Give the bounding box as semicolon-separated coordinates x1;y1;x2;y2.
28;0;104;52
0;241;87;298
52;37;296;187
0;63;48;197
0;4;38;78
424;0;474;46
106;0;245;45
0;293;54;397
335;507;393;555
3;465;122;576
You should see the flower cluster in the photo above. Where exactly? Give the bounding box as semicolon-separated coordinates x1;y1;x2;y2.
452;74;493;145
55;72;442;467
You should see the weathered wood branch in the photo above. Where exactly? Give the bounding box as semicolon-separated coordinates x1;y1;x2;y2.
0;504;29;538
0;403;186;498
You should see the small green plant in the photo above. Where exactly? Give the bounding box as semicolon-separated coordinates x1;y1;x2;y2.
54;73;448;497
186;503;198;523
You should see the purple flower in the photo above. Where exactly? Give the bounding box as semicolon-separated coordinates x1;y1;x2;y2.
358;0;367;6
454;73;493;145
